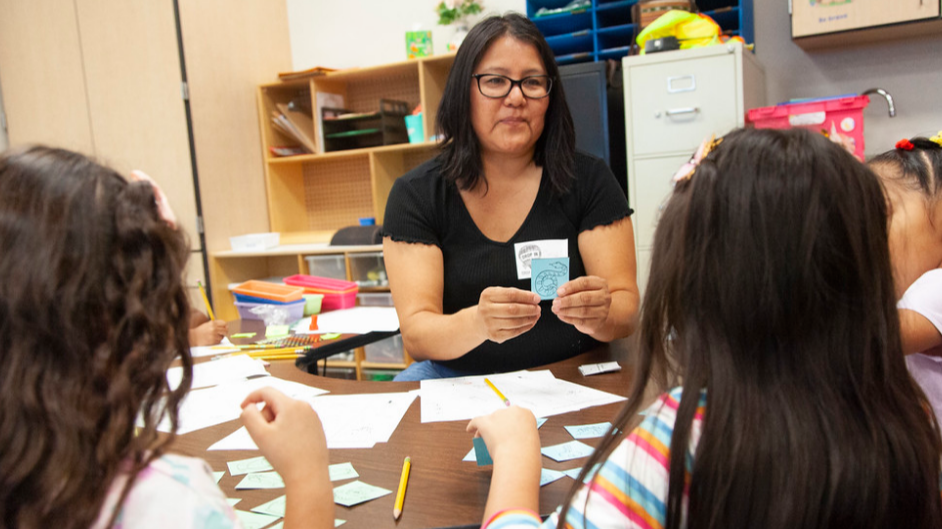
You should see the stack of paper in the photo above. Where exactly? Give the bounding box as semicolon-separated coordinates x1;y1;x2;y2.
419;370;625;423
271;102;317;154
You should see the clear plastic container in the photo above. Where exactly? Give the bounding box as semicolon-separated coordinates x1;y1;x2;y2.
348;251;388;287
364;334;404;363
304;254;347;280
357;292;393;306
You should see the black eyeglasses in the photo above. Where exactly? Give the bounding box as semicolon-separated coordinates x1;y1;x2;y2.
471;73;553;99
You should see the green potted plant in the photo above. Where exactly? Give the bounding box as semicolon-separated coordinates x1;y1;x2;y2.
436;0;484;50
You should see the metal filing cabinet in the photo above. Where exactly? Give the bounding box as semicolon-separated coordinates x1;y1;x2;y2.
623;42;765;294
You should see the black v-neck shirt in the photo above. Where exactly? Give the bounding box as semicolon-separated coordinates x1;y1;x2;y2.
383;151;633;374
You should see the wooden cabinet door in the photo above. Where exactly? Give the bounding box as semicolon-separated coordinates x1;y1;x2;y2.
0;0;95;154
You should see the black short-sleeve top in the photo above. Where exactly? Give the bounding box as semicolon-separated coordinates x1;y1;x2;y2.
382;151;633;374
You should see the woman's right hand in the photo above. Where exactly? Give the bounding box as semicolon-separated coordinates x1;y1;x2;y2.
240;387;329;487
475;287;542;344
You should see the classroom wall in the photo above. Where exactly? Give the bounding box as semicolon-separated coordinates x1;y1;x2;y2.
752;0;942;158
286;0;526;69
287;0;941;158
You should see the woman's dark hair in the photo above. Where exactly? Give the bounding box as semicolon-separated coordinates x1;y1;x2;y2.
869;136;942;208
559;128;942;528
0;146;193;528
436;12;575;194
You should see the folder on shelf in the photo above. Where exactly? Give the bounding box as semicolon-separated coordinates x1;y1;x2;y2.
277;65;336;81
272;102;318;154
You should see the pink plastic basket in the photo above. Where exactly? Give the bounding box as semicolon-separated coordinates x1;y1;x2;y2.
283;274;358;312
746;95;870;160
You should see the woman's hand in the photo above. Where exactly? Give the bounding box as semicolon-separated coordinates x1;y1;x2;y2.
475;287;542;344
240;387;329;487
551;276;612;336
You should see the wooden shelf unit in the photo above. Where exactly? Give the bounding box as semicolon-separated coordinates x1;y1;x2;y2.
256;53;456;237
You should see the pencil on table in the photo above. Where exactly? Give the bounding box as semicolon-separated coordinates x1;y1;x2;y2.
197;281;215;321
393;456;411;520
484;378;510;407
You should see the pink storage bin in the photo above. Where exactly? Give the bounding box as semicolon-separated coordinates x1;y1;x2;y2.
283;274;359;312
235;299;305;322
746;95;870;160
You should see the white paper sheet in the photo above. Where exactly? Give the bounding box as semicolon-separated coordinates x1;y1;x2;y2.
309;392;416;449
292;307;400;335
154;376;329;434
166;354;269;391
419;370;625;423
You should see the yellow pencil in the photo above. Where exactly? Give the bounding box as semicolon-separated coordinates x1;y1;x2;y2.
197;281;215;321
393;456;411;520
484;378;510;407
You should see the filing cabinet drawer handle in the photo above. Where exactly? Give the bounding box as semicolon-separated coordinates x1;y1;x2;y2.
667;75;696;93
665;107;700;117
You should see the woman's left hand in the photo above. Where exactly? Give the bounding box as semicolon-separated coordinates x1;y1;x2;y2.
551;276;612;335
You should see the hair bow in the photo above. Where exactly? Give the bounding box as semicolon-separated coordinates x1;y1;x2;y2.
896;138;915;151
673;134;722;183
931;131;942;148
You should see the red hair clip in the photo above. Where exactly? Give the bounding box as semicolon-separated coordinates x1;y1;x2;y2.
896;139;915;151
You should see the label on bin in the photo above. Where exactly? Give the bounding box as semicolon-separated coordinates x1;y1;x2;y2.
789;111;825;126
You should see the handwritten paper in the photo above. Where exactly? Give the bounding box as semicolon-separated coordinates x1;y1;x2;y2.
156;375;329;435
235;510;281;529
562;468;583;480
420;370;625;423
235;471;285;490
332;480;392;507
564;422;612;439
251;495;286;517
329;462;359;481
292;307;399;335
540;468;566;486
310;392;416;449
228;456;272;476
541;441;595;462
166;354;269;391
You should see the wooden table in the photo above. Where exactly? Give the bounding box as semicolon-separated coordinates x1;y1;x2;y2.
171;339;639;528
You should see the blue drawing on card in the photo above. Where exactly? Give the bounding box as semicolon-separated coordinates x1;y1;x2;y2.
531;257;569;300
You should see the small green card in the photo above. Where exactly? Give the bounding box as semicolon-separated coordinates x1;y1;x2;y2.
265;325;290;338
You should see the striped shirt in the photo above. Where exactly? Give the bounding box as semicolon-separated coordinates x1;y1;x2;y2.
487;387;705;529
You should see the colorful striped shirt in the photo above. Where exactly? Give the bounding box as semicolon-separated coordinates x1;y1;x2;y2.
486;387;705;529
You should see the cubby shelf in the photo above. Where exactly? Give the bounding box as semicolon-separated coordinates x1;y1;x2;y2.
527;0;754;64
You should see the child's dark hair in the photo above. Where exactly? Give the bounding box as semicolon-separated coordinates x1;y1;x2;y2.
870;136;942;208
0;146;193;528
558;128;942;529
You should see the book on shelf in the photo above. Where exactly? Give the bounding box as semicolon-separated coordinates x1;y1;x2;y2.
277;66;336;81
271;102;318;154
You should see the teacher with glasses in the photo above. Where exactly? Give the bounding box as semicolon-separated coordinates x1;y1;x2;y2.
382;13;639;381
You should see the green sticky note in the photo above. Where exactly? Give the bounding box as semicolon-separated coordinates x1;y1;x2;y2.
473;437;493;466
265;325;290;338
231;332;256;339
321;333;341;340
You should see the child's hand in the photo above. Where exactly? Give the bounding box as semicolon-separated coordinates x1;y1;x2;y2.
552;276;612;335
240;387;329;488
466;406;540;463
189;320;228;346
